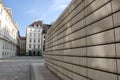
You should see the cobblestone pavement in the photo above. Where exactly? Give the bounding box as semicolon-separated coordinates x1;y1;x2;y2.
0;56;44;60
0;56;60;80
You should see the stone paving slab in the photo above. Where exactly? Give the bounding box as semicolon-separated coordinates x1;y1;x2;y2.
0;56;60;80
0;78;15;80
0;56;44;60
31;63;60;80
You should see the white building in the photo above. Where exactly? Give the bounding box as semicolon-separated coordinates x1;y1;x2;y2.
26;20;43;56
0;1;19;58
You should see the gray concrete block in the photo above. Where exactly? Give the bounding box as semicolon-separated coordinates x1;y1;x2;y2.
86;16;113;35
71;28;86;40
73;73;87;80
71;48;86;56
115;27;120;41
86;3;112;25
71;10;85;25
62;74;71;80
119;76;120;80
72;57;87;66
72;57;80;65
87;30;114;45
112;0;120;12
88;69;117;80
69;1;84;20
72;38;86;48
85;0;94;7
71;19;85;32
57;72;64;80
86;0;111;15
63;63;73;71
63;69;73;79
117;57;120;74
64;42;72;48
87;58;117;72
63;49;72;55
64;56;73;63
72;65;87;76
113;11;120;27
87;44;116;57
116;43;120;57
66;28;72;35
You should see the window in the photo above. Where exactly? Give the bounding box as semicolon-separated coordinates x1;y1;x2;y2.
38;39;40;43
38;33;40;37
2;44;4;49
29;44;31;48
29;39;31;42
2;52;4;56
34;33;36;37
38;45;40;48
33;44;35;48
34;39;36;43
30;33;32;37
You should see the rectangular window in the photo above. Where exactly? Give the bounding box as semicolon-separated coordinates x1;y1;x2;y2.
2;44;4;49
30;33;32;37
38;39;40;43
2;52;4;56
34;39;36;43
33;44;35;48
29;44;31;48
38;45;40;48
38;33;40;37
29;39;31;42
34;33;36;37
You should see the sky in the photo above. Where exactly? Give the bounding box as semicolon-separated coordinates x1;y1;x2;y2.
3;0;72;36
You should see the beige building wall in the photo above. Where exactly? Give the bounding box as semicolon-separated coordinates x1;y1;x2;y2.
0;1;19;58
20;37;26;55
45;0;120;80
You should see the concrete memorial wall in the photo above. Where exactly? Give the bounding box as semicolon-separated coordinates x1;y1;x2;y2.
45;0;120;80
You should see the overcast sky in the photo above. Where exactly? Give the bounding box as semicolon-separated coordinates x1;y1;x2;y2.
3;0;72;36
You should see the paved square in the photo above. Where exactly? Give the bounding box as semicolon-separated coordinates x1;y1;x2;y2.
0;56;60;80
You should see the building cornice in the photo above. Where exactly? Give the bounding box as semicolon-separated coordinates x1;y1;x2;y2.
0;0;19;30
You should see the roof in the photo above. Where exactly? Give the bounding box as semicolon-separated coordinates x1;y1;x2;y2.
42;24;51;34
29;20;42;27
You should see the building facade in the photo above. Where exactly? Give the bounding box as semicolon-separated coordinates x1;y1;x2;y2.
26;20;43;56
42;24;51;51
20;36;26;55
0;0;19;58
16;31;20;56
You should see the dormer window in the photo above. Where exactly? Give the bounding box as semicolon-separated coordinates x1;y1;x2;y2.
34;24;36;27
36;25;38;27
